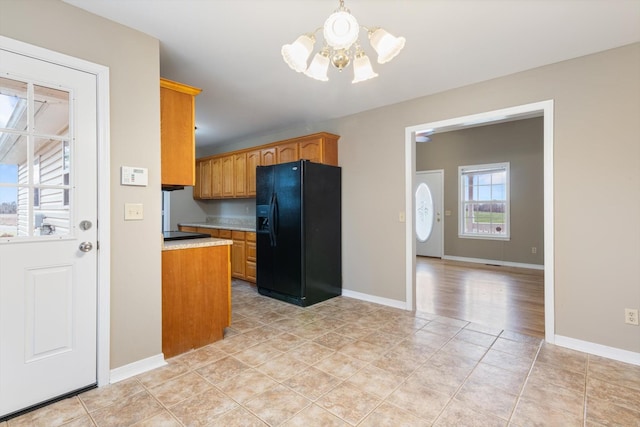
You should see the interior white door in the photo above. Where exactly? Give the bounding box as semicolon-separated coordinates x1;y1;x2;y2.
0;48;98;418
416;170;443;257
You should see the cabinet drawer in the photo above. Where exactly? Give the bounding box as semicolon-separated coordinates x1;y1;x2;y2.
218;229;232;239
232;230;246;240
206;228;219;238
246;232;256;242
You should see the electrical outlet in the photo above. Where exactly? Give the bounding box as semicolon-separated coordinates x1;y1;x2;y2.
531;247;537;254
625;308;639;326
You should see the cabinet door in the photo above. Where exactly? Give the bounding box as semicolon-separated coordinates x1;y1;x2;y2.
231;231;246;279
211;157;222;198
193;160;202;199
221;155;235;198
245;232;256;283
246;150;260;197
299;138;323;163
160;84;198;186
261;147;276;166
199;158;213;199
234;153;247;198
277;142;299;164
299;135;338;165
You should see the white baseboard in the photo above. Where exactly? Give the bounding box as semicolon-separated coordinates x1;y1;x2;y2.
442;255;544;270
342;289;407;310
109;353;167;384
554;335;640;366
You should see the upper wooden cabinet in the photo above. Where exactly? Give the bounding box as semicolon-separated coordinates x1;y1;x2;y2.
211;157;222;198
299;135;338;165
261;147;276;166
276;142;299;164
160;78;201;187
199;158;213;199
233;153;247;197
246;150;261;197
194;132;339;200
221;155;234;198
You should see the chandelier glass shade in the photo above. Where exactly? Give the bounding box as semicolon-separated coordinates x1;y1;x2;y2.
281;0;405;83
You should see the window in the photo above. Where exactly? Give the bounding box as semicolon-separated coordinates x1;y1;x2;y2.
459;162;509;240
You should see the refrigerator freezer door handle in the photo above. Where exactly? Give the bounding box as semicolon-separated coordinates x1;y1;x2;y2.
268;193;277;247
272;193;279;246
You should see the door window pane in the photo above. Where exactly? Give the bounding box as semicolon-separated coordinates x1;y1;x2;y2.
0;77;71;240
0;163;18;238
34;85;69;137
416;182;434;242
0;77;27;130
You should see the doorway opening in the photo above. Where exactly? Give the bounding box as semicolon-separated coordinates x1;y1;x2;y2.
404;101;555;343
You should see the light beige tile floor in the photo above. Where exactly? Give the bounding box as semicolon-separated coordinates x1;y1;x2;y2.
4;281;640;426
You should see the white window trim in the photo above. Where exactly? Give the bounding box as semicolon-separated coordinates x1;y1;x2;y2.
458;162;510;241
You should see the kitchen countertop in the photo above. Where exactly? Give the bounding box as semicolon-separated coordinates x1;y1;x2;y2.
179;222;256;233
162;237;233;251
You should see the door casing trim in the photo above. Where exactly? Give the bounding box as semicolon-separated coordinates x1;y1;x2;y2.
405;100;555;344
0;35;111;385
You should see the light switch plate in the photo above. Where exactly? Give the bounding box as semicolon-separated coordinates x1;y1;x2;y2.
124;203;144;220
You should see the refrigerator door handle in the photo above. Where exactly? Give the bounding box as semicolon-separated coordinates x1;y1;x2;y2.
272;192;279;246
268;193;277;247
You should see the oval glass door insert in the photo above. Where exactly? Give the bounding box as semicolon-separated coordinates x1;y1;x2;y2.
415;182;434;242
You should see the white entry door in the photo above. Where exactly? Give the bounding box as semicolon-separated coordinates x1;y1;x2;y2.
416;170;443;257
0;48;98;418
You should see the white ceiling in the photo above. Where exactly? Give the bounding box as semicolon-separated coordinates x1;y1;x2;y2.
62;0;640;148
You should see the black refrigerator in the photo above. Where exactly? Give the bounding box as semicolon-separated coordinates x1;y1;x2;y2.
256;160;341;307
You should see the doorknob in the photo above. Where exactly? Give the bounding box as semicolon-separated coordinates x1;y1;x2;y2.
79;242;93;252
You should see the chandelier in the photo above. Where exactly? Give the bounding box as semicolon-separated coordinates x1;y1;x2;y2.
281;0;406;83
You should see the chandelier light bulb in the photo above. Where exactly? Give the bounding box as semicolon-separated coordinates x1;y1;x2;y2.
304;48;330;81
352;49;378;83
281;0;404;83
368;28;406;64
281;34;315;72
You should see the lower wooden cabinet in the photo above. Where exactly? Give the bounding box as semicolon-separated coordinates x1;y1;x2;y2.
162;244;230;358
231;231;246;278
246;232;256;282
178;226;256;283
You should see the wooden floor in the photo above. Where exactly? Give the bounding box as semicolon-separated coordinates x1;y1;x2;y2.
416;257;545;338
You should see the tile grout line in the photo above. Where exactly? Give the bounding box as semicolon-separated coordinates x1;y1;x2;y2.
505;337;545;425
